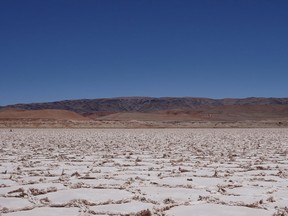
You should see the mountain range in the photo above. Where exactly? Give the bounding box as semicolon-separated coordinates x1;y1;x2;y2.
2;97;288;113
1;97;288;127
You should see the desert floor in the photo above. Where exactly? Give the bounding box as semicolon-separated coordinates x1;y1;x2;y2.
0;128;287;216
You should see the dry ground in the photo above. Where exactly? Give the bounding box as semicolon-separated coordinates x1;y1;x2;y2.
0;128;288;215
1;106;288;128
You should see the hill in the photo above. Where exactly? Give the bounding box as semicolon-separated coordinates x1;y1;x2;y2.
2;97;288;113
1;97;288;128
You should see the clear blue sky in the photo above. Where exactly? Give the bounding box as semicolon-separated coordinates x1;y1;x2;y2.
1;0;287;105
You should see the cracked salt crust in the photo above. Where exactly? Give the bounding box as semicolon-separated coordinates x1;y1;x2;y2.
0;128;287;215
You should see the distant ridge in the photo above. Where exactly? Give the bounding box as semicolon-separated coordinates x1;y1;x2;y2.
1;97;288;128
2;97;288;113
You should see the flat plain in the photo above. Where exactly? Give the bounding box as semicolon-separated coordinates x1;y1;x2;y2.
0;128;287;215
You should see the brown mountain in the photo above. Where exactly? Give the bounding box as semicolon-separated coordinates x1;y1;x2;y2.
0;109;89;121
2;97;288;113
1;97;288;127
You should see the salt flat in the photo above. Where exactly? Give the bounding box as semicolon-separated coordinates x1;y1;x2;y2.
0;128;287;215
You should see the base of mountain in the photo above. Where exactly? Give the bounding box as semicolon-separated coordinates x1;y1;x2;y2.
0;119;287;128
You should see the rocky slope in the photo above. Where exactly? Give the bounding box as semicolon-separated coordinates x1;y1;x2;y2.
1;97;288;128
2;97;288;113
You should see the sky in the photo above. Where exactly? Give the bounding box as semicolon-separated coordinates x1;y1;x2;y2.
1;0;288;105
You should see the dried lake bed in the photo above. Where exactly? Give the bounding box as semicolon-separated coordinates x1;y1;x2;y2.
0;128;287;216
